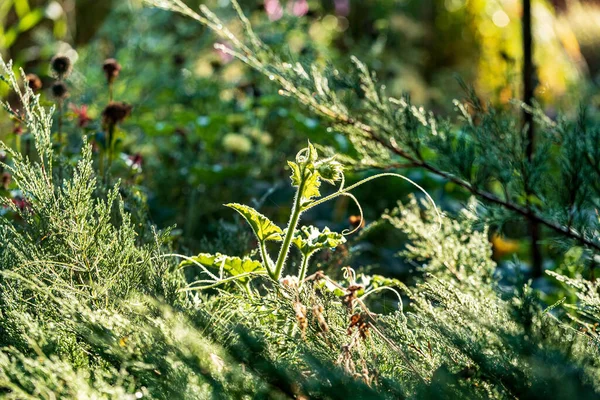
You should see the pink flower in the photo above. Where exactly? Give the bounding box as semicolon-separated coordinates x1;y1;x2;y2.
215;42;234;64
334;0;350;16
265;0;283;21
71;104;92;128
11;197;31;212
289;0;309;17
127;153;143;170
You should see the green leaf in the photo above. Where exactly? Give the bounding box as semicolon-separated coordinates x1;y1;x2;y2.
225;203;283;242
287;161;321;206
290;225;346;256
181;252;265;283
288;161;302;187
306;141;318;162
301;170;321;205
288;142;325;207
295;140;318;164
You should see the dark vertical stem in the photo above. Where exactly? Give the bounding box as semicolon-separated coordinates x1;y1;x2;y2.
522;0;542;277
107;123;115;172
25;137;31;160
58;99;64;186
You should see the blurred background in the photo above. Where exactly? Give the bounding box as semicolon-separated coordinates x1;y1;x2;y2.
1;0;599;290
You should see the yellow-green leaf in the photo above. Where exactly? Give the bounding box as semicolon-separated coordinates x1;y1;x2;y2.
225;203;283;242
181;252;264;283
299;170;321;207
288;161;302;187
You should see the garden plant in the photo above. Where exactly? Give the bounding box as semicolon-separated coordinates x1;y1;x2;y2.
0;0;599;399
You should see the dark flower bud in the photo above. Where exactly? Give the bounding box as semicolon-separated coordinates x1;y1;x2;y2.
26;73;42;91
102;101;132;126
2;172;11;190
51;81;69;99
102;58;121;84
50;55;72;79
172;54;185;67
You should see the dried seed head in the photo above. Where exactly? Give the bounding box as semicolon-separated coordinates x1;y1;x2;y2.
102;101;132;126
313;304;329;333
51;81;69;99
343;285;363;310
281;275;299;289
50;55;72;79
26;73;42;91
102;58;121;84
348;313;370;339
293;301;308;339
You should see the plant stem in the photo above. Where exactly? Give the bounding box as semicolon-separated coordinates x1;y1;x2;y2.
259;241;274;278
57;99;64;185
243;281;253;296
297;253;311;287
99;149;105;179
107;123;115;175
522;0;542;277
15;134;21;155
273;179;305;280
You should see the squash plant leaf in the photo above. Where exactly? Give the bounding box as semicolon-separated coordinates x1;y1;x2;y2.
301;170;321;205
288;161;303;187
287;161;322;207
225;203;283;242
290;225;346;256
181;252;265;283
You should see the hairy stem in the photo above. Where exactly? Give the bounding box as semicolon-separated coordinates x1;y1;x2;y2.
297;252;311;287
259;241;274;278
274;179;305;280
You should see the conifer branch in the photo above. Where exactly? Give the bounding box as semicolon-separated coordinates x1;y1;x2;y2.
342;118;600;253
